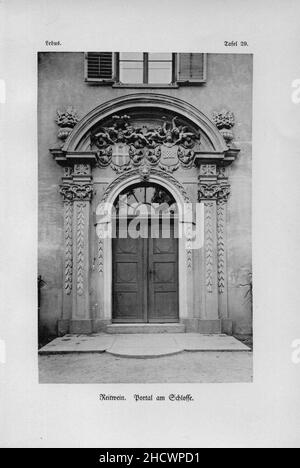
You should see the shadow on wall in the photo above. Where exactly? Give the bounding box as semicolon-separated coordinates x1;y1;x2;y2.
38;275;55;348
229;266;253;335
238;269;253;311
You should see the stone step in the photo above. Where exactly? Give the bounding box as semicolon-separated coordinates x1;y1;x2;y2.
106;323;186;334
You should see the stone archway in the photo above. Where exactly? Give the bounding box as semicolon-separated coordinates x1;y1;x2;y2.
95;169;194;325
62;93;228;153
51;93;239;335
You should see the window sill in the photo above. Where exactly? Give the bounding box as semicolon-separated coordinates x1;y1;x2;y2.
112;83;179;89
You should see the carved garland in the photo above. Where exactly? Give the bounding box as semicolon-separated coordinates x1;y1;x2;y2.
199;183;231;295
205;202;214;293
217;186;230;294
64;201;73;294
186;225;193;271
217;200;226;294
97;225;105;274
76;202;86;295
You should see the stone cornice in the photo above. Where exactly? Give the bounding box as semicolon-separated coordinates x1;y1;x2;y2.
194;147;240;167
50;149;97;167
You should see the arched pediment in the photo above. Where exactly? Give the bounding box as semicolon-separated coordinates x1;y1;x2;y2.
62;93;228;154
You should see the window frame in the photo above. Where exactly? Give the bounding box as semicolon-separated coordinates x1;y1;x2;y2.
114;52;178;88
84;53;207;87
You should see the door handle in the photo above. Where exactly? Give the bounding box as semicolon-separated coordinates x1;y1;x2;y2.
149;268;154;278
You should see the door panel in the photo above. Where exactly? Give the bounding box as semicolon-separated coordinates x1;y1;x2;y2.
148;222;179;323
112;236;146;322
112;220;179;323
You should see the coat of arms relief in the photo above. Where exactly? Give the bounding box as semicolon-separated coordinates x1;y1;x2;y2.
90;114;200;173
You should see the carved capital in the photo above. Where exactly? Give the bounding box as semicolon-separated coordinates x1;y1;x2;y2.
217;184;231;202
198;184;220;200
60;183;93;202
199;183;231;202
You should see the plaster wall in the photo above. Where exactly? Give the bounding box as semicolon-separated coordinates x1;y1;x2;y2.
38;52;252;336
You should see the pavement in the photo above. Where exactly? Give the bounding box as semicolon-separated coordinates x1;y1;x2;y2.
39;350;253;383
39;333;250;358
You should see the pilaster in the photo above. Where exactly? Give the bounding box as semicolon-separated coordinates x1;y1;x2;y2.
198;165;219;320
216;167;231;323
58;162;94;334
198;164;231;326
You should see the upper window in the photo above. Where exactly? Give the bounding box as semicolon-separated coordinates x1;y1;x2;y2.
119;53;174;85
85;52;206;86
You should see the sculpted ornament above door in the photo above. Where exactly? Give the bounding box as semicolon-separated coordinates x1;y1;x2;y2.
90;114;200;173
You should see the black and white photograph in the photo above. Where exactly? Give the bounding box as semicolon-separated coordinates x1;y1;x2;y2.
1;0;300;450
37;52;253;383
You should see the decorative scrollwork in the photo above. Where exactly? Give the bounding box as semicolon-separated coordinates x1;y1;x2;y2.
96;147;112;167
60;183;93;201
199;184;221;200
199;183;230;201
146;146;161;165
129;146;145;166
178;146;195;169
91;114;200;173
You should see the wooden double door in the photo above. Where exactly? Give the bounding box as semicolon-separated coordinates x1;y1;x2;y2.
112;220;179;323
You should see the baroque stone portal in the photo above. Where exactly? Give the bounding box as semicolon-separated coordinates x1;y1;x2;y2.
50;94;240;335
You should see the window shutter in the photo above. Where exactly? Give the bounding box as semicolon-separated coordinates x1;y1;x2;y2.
86;52;114;81
177;53;206;83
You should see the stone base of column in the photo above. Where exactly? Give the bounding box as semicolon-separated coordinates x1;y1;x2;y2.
221;319;233;335
58;319;233;336
58;319;70;336
183;319;221;334
92;319;112;333
69;319;93;334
